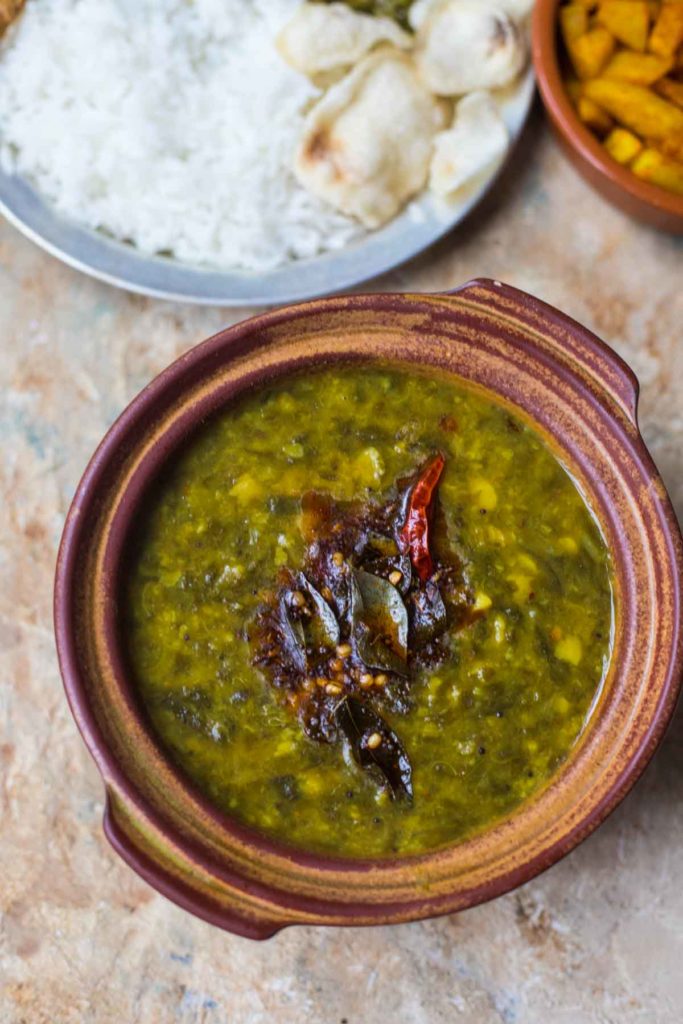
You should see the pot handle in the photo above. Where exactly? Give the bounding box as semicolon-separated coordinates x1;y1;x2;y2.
103;790;285;941
438;279;640;428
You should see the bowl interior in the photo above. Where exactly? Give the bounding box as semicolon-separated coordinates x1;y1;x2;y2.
55;283;683;931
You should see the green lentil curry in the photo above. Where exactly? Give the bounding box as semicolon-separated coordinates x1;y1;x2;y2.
125;365;613;858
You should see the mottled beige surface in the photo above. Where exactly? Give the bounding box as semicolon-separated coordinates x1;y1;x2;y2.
1;111;682;1024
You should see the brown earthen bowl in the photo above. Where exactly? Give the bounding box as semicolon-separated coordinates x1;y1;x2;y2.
532;0;683;233
54;280;683;939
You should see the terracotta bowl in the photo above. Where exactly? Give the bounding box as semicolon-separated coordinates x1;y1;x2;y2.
532;0;683;233
54;280;683;939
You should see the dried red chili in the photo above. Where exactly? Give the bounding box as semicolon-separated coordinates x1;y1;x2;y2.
398;453;446;582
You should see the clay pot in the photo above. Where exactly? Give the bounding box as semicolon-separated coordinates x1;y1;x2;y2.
54;280;683;938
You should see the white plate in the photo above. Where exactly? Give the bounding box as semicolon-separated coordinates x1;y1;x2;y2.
0;69;534;306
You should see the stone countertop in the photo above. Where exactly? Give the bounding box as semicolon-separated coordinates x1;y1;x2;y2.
1;110;682;1024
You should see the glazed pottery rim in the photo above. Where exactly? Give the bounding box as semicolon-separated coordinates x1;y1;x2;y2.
54;279;683;935
532;0;683;223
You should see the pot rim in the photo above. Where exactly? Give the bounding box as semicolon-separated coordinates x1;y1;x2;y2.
54;279;683;936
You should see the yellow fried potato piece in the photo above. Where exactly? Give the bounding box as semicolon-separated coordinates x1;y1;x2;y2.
604;126;644;160
631;145;683;193
649;1;683;57
578;95;615;130
597;1;651;50
567;27;616;78
655;76;683;107
657;133;683;162
561;3;589;43
583;77;683;144
603;49;673;83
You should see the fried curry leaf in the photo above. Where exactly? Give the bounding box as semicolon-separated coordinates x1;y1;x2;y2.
356;623;410;675
361;533;412;595
355;569;408;658
350;571;410;676
280;597;307;673
298;574;341;650
335;696;413;799
410;581;448;646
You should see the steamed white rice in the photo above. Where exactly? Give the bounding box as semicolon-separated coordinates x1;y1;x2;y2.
0;0;365;271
